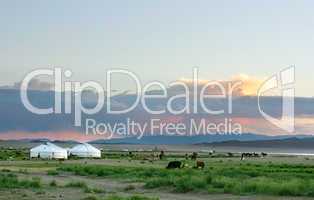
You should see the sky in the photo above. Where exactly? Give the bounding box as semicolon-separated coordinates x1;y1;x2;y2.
0;0;314;97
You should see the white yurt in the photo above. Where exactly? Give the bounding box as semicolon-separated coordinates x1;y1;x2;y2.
30;144;47;158
30;142;68;159
69;143;101;158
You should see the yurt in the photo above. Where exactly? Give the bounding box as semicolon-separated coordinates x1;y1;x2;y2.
30;144;47;158
69;143;101;158
30;142;68;159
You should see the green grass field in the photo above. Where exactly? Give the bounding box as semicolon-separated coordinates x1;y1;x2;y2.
57;160;314;197
1;147;314;199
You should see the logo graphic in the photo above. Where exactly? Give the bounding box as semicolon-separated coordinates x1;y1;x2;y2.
257;66;295;133
19;67;244;137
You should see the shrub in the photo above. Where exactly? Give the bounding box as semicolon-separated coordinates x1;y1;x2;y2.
124;185;136;191
0;173;41;189
82;196;98;200
35;190;45;195
49;180;57;187
84;187;105;194
33;177;42;187
18;169;28;174
47;170;59;176
205;174;212;184
105;195;159;200
145;177;173;189
65;181;87;188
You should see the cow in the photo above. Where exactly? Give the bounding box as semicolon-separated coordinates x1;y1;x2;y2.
166;161;182;169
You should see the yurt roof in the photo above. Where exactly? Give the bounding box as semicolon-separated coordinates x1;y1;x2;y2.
31;143;66;153
30;144;48;152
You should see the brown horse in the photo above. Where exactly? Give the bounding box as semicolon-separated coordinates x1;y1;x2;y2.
195;161;205;169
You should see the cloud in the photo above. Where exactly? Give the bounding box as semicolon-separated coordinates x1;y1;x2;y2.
230;74;264;96
0;78;54;91
0;73;264;95
171;74;264;96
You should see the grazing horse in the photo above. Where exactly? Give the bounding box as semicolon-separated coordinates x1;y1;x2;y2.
261;152;268;157
159;150;165;160
191;152;198;160
227;152;233;157
166;161;182;169
241;153;252;160
241;152;261;160
195;161;205;169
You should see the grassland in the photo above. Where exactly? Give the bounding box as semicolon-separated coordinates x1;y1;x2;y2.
1;146;314;199
57;161;314;197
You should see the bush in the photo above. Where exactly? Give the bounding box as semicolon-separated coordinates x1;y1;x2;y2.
124;185;135;191
35;190;45;195
0;149;28;161
205;174;212;184
18;169;28;174
84;187;105;194
65;181;87;188
145;177;173;189
105;195;158;200
82;196;98;200
49;180;57;187
29;177;42;188
0;173;41;189
47;170;59;176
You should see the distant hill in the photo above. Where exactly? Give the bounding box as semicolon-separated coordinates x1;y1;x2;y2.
203;137;314;149
90;134;313;145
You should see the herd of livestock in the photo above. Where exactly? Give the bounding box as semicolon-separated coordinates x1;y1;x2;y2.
155;151;268;169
